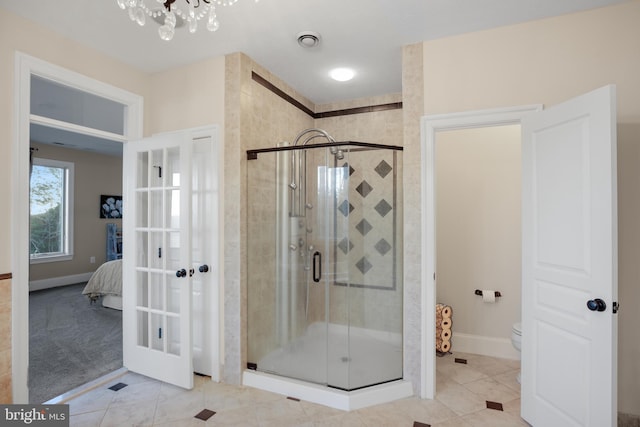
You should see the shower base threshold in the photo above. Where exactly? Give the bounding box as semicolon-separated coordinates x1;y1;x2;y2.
242;370;413;411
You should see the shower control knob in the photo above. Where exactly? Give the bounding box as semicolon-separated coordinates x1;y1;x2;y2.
587;298;606;312
176;269;187;278
199;265;209;273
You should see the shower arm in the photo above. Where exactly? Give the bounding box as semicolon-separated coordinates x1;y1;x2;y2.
292;128;336;146
289;128;338;217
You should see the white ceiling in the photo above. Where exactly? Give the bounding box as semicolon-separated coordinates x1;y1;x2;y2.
2;0;628;156
1;0;629;105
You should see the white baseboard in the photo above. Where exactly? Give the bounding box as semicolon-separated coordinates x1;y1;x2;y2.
29;272;94;292
451;332;520;360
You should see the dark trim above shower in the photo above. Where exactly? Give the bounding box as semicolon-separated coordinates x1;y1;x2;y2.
251;71;403;119
246;141;403;160
314;103;403;118
252;72;316;117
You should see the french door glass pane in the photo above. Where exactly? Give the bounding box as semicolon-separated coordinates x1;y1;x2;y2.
135;146;184;356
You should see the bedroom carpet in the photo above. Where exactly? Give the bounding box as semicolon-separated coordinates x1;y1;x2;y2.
29;282;122;404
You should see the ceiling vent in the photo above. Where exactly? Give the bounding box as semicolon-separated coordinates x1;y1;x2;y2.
297;31;321;48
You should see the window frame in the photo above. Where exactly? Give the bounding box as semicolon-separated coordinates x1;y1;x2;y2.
29;157;74;264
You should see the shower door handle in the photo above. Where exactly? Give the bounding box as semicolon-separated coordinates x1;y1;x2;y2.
313;251;321;283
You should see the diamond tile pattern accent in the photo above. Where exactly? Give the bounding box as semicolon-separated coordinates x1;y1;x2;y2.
108;383;127;392
375;238;392;256
343;162;355;176
356;180;373;198
375;160;392;178
334;153;399;290
375;199;392;217
337;200;354;217
356;257;373;274
194;409;216;421
486;401;504;411
338;237;354;254
355;219;373;236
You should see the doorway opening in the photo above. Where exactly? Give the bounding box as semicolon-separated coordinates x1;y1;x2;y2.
419;105;541;399
433;124;522;399
435;124;522;358
12;53;143;403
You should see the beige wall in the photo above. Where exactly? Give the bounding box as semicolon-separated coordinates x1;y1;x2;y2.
147;57;226;135
435;125;521;340
29;143;123;283
0;10;149;276
422;1;640;415
0;278;11;403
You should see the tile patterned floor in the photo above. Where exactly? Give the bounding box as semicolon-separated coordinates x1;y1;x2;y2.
67;352;529;426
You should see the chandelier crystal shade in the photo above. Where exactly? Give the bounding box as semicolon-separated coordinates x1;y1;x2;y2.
116;0;255;41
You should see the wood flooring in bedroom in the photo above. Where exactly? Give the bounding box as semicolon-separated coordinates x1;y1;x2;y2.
29;282;122;404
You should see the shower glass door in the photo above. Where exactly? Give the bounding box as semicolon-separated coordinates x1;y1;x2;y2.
329;146;404;390
247;145;333;386
246;141;403;391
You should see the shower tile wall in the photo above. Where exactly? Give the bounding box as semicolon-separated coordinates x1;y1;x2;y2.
246;155;279;363
315;93;403;147
328;150;403;333
225;53;314;382
315;97;404;335
400;43;426;395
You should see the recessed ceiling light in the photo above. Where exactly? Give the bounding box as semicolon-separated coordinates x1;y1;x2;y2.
329;68;355;82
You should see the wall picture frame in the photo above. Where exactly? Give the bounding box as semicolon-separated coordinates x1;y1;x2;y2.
100;195;123;219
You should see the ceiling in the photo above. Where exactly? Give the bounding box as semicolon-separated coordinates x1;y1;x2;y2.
1;0;629;105
2;0;628;155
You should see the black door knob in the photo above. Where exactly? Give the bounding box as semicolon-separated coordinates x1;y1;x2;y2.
199;265;209;273
176;269;187;278
587;298;606;312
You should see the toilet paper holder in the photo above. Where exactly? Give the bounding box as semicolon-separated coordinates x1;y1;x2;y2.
475;289;502;298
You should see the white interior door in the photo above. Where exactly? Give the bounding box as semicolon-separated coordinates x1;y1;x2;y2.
123;126;221;389
123;131;194;389
521;85;617;426
191;133;221;379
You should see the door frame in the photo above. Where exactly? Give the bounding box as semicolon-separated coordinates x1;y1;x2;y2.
12;52;143;402
419;104;542;398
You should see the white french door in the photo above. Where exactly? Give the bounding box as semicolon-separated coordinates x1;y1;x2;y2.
122;126;221;389
521;85;617;426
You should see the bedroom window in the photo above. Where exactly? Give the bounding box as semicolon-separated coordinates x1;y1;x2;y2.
30;157;74;263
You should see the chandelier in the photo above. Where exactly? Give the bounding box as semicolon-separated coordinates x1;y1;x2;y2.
116;0;252;41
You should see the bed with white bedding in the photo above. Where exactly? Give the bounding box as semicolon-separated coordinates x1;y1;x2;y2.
82;259;122;310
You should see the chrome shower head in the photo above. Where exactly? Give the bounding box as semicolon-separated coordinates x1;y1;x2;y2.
336;149;344;160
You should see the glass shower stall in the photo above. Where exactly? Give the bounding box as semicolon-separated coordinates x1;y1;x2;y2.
246;130;403;391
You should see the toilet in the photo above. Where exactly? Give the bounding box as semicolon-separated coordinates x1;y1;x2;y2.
511;322;522;383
